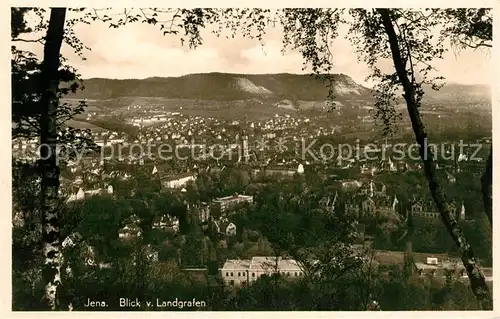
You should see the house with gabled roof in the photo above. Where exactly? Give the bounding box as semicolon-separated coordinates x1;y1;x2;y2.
344;195;361;218
119;214;142;240
118;225;142;240
409;198;460;222
152;214;179;233
361;197;376;218
225;222;237;236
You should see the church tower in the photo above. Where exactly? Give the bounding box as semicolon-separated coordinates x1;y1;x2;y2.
239;128;250;163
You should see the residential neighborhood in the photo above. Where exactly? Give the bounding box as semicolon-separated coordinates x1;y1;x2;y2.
12;7;492;312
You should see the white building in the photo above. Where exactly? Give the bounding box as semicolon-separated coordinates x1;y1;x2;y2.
109;138;125;144
460;203;466;220
297;163;304;174
220;256;304;287
67;188;85;202
241;135;249;162
212;194;254;213
162;174;196;189
225;223;237;236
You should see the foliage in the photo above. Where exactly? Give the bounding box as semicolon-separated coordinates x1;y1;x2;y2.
437;9;492;50
12;8;98;161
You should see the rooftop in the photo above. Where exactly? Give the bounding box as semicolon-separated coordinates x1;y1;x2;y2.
222;259;251;271
214;194;253;202
222;256;302;271
161;173;195;181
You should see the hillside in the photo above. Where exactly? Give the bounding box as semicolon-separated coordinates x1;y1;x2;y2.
64;73;491;109
68;73;373;102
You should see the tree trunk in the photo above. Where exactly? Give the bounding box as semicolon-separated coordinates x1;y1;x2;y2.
377;8;492;310
39;8;66;310
481;146;492;225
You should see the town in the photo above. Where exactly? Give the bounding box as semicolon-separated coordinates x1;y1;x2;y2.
11;7;493;311
12;101;493;310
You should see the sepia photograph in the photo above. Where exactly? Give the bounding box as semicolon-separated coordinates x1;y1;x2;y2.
11;6;494;312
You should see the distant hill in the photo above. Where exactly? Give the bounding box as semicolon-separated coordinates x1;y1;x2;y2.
65;72;490;107
68;73;373;103
423;83;490;104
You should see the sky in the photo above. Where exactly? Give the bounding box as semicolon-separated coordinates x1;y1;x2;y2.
16;9;492;88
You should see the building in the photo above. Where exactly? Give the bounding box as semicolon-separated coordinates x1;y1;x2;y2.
161;173;196;189
297;163;305;174
254;165;297;177
459;203;466;220
334;179;362;190
379;157;397;172
413;256;466;278
360;197;376;218
212;217;235;237
212;194;254;215
118;225;142;239
225;223;237;236
240;133;250;162
345;193;399;221
118;214;142;240
344;197;361;217
410;201;440;221
67;188;85;202
152;214;180;233
220;256;304;287
67;186;114;202
199;202;211;222
410;199;463;222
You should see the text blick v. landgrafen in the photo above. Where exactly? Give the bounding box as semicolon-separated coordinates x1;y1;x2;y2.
84;297;206;309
